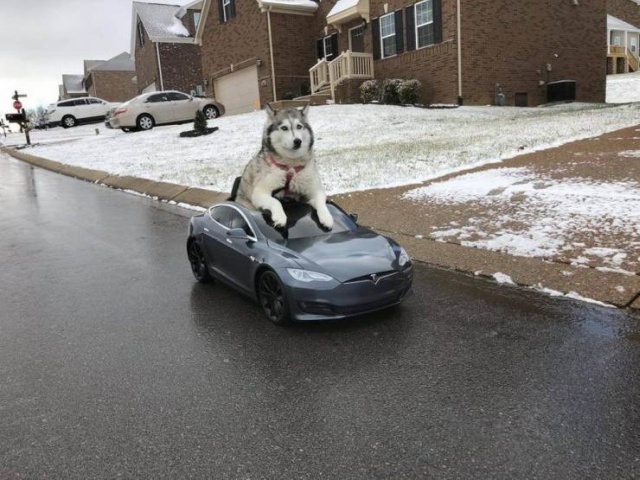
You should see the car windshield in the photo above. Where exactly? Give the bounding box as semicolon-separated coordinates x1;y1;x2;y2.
250;202;357;243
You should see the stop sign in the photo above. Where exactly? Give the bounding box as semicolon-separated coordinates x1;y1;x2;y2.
13;100;22;110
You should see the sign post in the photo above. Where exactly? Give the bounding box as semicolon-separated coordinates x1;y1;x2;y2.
10;90;30;146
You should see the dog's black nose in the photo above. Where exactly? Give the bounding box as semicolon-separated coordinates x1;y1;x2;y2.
293;138;302;149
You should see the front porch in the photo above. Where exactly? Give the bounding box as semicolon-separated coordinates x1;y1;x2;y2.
607;15;640;74
307;50;374;103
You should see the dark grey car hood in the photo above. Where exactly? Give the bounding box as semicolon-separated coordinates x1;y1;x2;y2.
276;230;398;282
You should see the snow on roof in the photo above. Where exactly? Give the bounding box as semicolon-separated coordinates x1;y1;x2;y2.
175;0;203;18
134;2;190;40
90;52;135;72
62;74;86;94
257;0;319;13
328;0;359;17
608;14;640;32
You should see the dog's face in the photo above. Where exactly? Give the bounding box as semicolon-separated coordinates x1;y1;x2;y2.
263;104;314;161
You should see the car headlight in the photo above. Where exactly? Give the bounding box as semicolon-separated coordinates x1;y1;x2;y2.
287;269;334;282
398;247;411;267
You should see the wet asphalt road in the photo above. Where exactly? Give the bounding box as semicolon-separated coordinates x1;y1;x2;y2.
1;153;639;479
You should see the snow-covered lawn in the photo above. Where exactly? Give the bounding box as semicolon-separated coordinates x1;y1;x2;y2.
2;74;639;273
404;165;640;273
3;101;640;195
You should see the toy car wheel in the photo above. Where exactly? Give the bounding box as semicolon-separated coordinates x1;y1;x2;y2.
137;114;154;131
187;240;212;283
62;115;77;128
203;105;219;119
257;270;291;325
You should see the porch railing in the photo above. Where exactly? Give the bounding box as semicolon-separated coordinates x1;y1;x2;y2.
608;45;639;72
309;50;374;101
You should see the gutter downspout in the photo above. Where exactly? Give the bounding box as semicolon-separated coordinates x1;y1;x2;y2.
156;43;165;90
266;8;277;102
457;0;462;104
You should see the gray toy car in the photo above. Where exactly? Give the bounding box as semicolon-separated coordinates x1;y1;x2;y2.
186;199;413;324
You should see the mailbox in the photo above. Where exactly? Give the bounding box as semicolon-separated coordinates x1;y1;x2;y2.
5;113;26;123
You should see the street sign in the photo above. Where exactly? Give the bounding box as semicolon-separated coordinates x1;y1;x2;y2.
6;113;26;123
13;100;22;110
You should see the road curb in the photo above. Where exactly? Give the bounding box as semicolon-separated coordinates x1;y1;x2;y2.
2;144;638;311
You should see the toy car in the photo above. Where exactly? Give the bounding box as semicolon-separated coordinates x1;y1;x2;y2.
186;199;413;324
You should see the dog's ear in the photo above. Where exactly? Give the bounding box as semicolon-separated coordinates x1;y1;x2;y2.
265;103;277;121
299;103;310;119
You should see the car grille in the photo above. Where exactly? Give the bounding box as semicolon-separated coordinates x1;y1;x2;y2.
344;270;399;285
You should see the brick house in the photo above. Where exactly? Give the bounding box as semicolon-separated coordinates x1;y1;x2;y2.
607;0;640;73
195;0;606;110
131;1;204;95
83;52;138;102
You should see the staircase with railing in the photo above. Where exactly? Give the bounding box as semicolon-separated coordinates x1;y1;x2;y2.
608;45;639;73
309;50;374;102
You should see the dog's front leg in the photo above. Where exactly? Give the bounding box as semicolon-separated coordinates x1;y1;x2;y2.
251;188;288;227
307;193;334;229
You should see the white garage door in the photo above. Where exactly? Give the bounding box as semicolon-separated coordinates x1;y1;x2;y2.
214;66;260;116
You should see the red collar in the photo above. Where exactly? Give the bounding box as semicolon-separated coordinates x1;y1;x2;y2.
265;154;305;183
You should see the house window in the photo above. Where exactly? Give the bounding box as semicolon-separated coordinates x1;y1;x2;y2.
380;13;396;58
316;34;338;61
137;20;145;48
193;11;201;29
220;0;235;23
415;0;434;48
323;36;334;60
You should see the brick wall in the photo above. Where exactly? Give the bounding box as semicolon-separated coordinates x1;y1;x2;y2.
608;0;640;26
460;0;606;106
91;71;137;102
200;0;271;102
159;43;203;94
134;23;160;93
368;0;459;104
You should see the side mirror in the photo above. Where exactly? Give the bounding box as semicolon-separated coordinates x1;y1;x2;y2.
227;228;249;239
349;213;359;223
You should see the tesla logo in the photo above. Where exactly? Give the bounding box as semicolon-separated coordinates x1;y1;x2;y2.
370;274;380;284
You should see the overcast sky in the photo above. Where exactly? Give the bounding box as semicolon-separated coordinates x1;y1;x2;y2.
0;0;192;118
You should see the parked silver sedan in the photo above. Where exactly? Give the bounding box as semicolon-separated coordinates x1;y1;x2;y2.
108;90;225;132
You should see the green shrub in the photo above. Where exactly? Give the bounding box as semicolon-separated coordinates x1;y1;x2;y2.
398;79;422;105
194;110;208;134
382;79;403;104
360;80;381;103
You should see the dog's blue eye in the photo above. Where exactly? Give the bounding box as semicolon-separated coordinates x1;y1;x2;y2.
280;126;288;131
296;125;302;130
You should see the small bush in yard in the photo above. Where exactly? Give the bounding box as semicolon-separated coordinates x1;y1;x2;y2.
398;79;422;105
382;79;403;104
360;80;381;103
194;110;208;135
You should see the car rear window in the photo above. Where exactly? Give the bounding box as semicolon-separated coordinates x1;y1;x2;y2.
251;202;356;243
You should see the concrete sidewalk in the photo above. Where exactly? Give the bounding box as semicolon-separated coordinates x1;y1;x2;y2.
3;126;640;311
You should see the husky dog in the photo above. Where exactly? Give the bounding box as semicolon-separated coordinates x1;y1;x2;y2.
235;103;333;229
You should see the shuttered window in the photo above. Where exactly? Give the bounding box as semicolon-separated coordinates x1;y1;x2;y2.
380;13;396;58
219;0;235;23
415;0;434;48
408;0;442;50
317;34;338;60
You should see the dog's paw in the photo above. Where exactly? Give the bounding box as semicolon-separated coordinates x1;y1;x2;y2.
318;209;334;230
271;209;288;228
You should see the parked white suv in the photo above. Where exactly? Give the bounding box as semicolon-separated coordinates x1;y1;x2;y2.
46;97;121;128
